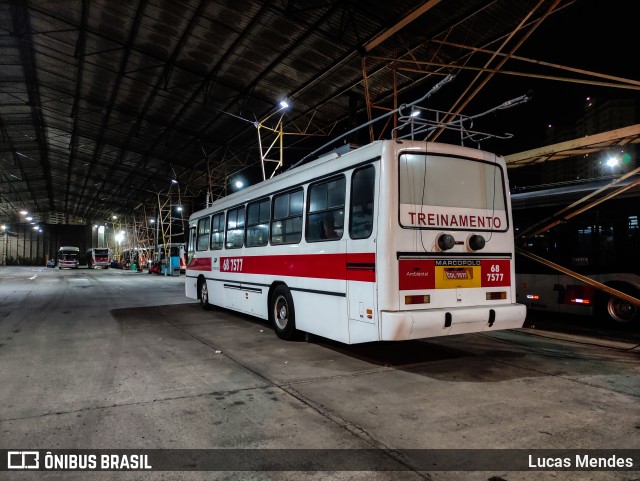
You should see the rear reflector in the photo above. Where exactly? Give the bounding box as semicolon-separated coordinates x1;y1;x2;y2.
405;295;430;305
486;291;507;300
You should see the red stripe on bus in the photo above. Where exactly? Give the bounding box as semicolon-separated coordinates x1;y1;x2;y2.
188;257;212;271
218;253;376;282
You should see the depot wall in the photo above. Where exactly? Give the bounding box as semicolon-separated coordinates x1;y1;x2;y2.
0;224;91;265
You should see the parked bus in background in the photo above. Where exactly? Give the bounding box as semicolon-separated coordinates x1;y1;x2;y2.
153;243;186;275
185;140;526;344
513;180;640;326
120;248;148;271
58;246;80;269
86;247;111;268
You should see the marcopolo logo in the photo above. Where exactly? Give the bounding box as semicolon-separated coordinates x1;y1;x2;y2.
8;451;39;469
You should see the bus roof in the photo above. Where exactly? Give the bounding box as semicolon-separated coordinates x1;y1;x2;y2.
511;177;640;209
190;139;504;221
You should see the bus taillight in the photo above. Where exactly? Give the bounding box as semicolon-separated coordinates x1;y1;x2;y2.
571;298;590;305
486;292;507;300
405;295;431;305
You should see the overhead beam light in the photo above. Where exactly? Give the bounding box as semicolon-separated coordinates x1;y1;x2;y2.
171;179;178;184
279;100;289;109
606;155;620;168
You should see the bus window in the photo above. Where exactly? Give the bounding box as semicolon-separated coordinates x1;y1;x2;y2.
226;206;245;249
187;226;196;264
399;154;506;218
246;198;270;247
197;216;210;251
271;189;303;245
210;212;224;250
307;176;345;242
350;166;375;239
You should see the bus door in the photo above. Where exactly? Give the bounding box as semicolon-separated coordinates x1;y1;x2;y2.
346;165;378;341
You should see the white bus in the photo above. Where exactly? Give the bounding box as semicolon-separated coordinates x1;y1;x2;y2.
185;140;526;343
513;180;640;325
58;246;80;269
86;247;111;268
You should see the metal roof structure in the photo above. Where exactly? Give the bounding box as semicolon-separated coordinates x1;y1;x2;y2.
1;0;638;227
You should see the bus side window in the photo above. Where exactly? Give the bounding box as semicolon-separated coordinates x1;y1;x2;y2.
246;198;270;247
350;165;375;239
226;207;245;249
187;228;196;264
197;216;210;251
210;212;224;250
306;175;345;242
271;189;303;245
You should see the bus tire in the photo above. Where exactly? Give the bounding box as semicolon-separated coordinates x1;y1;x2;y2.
597;285;639;326
270;285;297;340
199;277;213;311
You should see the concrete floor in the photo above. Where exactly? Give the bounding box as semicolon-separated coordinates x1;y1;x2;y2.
0;266;639;481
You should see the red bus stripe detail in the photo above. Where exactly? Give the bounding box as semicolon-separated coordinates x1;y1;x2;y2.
219;253;375;282
189;257;212;271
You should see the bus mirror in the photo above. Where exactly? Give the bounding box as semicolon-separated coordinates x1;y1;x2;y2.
437;233;455;251
468;234;486;251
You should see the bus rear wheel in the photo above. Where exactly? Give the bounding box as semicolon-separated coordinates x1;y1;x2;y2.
598;286;639;325
199;278;213;311
270;285;297;340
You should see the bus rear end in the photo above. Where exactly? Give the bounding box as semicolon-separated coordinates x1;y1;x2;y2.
93;248;111;268
58;246;80;269
377;141;526;340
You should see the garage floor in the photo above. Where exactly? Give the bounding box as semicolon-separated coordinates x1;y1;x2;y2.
1;266;638;481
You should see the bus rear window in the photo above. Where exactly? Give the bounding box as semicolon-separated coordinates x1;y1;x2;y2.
399;153;507;230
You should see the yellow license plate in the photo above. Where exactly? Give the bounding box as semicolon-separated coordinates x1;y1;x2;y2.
435;266;481;288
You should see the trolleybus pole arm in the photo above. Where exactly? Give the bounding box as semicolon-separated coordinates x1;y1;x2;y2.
289;74;455;170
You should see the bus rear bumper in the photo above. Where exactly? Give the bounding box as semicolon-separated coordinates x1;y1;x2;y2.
380;304;527;341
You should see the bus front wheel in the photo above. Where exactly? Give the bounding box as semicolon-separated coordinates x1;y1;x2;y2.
270;285;297;340
199;278;213;311
598;286;639;325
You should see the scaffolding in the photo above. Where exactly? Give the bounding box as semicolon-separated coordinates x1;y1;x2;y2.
156;185;186;275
